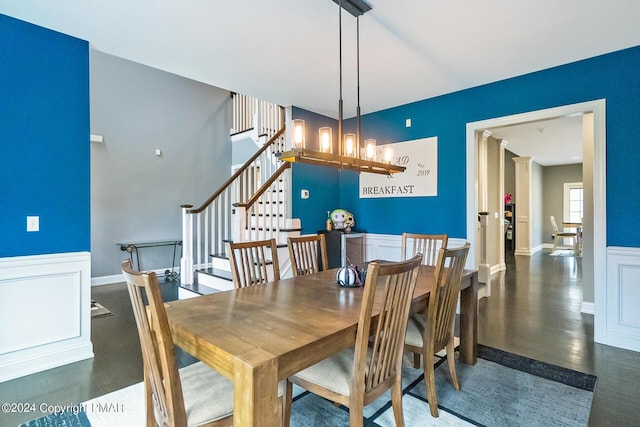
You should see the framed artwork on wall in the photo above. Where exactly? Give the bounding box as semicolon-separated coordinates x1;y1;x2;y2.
359;136;438;198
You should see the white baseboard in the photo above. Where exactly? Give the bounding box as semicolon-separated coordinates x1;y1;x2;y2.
581;301;595;315
491;263;506;275
92;273;123;286
478;282;491;299
92;266;178;286
531;244;545;254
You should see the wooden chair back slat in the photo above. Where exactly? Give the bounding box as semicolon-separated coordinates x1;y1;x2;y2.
122;260;187;427
287;234;329;277
428;244;470;350
401;233;448;267
227;238;280;288
352;255;423;397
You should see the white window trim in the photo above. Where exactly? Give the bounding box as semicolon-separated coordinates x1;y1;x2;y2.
563;182;584;224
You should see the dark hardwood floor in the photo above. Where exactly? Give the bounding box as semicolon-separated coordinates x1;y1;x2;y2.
2;251;640;426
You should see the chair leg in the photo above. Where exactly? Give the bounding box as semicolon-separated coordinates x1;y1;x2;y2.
348;399;364;427
552;234;558;252
284;380;293;427
413;352;421;369
391;377;405;427
446;340;460;391
424;350;439;417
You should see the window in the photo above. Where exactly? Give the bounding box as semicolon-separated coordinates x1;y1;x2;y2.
563;182;583;224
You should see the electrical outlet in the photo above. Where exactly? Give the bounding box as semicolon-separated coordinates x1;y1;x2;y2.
27;216;39;232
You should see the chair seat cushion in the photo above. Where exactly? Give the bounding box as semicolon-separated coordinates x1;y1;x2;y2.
180;361;234;426
291;348;356;396
405;313;460;357
405;313;426;348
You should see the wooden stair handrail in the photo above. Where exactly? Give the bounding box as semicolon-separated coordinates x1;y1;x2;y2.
233;162;291;209
186;125;285;214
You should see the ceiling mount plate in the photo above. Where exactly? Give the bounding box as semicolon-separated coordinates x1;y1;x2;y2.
331;0;372;17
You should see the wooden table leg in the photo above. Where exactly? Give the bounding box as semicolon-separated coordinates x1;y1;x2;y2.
459;271;478;365
234;349;280;427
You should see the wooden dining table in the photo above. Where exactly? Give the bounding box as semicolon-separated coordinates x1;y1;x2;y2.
563;221;583;256
165;265;478;427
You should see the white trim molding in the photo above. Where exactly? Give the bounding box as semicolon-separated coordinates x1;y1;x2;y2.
603;246;640;352
0;252;94;382
581;302;595;315
467;100;607;347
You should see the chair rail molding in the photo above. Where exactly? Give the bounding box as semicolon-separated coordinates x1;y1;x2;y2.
0;252;93;382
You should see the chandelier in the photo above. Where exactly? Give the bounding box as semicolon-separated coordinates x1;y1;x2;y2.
277;0;405;175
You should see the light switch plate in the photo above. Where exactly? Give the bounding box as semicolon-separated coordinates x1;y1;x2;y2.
27;216;39;232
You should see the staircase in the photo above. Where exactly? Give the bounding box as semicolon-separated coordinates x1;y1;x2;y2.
180;94;300;291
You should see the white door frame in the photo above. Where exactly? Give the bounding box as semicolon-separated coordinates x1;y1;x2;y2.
465;100;607;342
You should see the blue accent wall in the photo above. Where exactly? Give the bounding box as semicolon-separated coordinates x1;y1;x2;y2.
293;46;640;247
0;15;90;257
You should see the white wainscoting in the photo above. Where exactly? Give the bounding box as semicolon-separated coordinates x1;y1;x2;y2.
364;234;469;262
604;246;640;352
0;252;94;382
365;234;486;299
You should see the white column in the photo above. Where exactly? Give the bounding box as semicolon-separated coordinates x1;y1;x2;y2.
513;156;532;255
477;131;491;285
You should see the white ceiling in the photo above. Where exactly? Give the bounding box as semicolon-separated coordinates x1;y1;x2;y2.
2;0;639;165
488;115;584;166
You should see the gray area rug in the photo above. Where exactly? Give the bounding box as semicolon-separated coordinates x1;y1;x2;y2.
550;249;575;257
90;300;112;318
290;345;595;426
19;345;596;426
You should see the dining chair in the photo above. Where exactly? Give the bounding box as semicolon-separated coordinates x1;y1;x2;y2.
404;242;470;417
226;238;280;288
285;254;423;427
121;260;234;427
401;232;448;267
550;215;578;253
287;234;329;277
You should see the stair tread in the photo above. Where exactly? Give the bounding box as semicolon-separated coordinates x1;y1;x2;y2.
180;281;220;295
197;267;232;281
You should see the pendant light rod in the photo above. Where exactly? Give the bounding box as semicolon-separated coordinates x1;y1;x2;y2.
275;0;405;175
356;15;361;158
338;0;343;155
331;0;372;17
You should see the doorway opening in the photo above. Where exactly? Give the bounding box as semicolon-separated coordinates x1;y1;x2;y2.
465;100;606;341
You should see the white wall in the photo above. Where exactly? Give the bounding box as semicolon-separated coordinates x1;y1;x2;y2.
90;50;233;279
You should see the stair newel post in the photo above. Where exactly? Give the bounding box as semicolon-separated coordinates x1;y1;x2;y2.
181;204;194;285
232;204;247;244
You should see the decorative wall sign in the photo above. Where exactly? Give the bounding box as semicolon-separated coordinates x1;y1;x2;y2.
359;137;438;198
